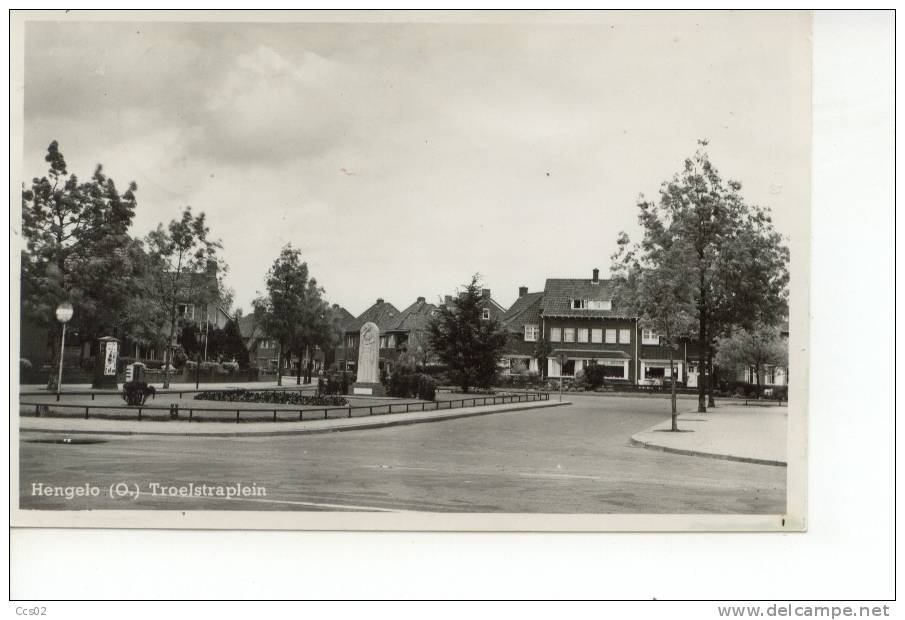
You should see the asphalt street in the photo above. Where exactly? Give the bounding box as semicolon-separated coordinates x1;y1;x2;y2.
18;395;786;513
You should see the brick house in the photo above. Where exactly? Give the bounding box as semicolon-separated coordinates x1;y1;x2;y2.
241;303;357;373
334;298;401;374
501;268;704;386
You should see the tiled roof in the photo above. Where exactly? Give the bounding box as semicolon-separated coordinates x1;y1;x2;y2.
386;298;438;333
349;300;400;332
540;278;630;318
331;305;357;331
237;314;261;340
501;292;544;333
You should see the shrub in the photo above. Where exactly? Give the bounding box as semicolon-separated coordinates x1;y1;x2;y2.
773;385;788;401
122;381;155;406
582;364;608;390
386;371;436;401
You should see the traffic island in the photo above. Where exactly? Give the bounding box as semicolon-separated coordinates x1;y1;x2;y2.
19;399;571;438
630;405;788;467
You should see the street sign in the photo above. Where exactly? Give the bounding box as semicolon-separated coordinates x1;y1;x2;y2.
55;302;74;323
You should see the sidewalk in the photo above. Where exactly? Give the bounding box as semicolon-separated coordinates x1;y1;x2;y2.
19;399;570;438
630;405;788;466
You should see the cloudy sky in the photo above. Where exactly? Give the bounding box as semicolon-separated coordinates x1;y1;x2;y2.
22;12;810;316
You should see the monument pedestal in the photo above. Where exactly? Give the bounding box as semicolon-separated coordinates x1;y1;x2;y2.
350;382;385;397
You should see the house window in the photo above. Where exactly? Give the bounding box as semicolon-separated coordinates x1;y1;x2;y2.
642;329;660;345
571;299;587;309
605;329;617;344
482;308;490;320
561;359;576;376
177;304;195;320
619;329;631;344
591;328;603;343
550;327;562;342
564;328;576;343
524;324;539;342
386;334;396;349
577;328;589;343
602;361;628;379
588;300;612;311
345;335;355;349
379;336;388;348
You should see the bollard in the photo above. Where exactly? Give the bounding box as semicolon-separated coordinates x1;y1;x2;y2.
236;410;240;423
189;409;193;423
138;408;142;421
85;406;89;419
299;410;303;421
35;404;40;417
274;410;277;422
369;406;373;416
324;409;328;420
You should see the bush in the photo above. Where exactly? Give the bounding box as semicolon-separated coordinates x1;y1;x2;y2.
122;381;155;406
582;364;608;390
773;385;788;401
386;371;436;401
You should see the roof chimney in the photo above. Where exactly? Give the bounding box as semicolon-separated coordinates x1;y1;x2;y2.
376;298;384;304
592;268;600;283
518;286;528;297
482;288;491;299
206;259;218;275
444;295;453;305
416;296;425;303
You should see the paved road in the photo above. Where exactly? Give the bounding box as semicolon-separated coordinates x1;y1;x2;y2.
18;395;785;513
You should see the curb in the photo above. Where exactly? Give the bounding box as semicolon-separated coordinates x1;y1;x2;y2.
629;436;787;467
19;401;571;438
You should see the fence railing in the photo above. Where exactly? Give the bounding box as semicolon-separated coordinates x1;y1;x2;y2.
20;392;551;424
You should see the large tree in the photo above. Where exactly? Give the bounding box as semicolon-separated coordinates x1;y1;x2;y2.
612;232;697;429
143;207;223;388
21;141;141;387
253;246;329;387
427;275;509;393
631;141;789;413
716;325;788;398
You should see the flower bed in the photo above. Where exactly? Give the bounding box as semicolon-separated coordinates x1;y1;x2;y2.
193;389;348;407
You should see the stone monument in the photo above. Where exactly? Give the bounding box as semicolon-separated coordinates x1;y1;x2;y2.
351;321;385;396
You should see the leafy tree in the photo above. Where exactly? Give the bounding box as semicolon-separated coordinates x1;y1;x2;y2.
427;275;509;393
253;246;328;386
143;207;223;388
612;231;697;429
716;325;788;398
532;337;554;379
21;141;140;387
629;140;789;413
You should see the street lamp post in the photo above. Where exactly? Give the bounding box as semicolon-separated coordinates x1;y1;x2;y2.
54;302;74;397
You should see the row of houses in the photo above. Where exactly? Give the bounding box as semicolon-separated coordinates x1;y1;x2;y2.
329;268;788;388
21;262;786;388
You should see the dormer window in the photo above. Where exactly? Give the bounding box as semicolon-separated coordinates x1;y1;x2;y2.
570;299;612;311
